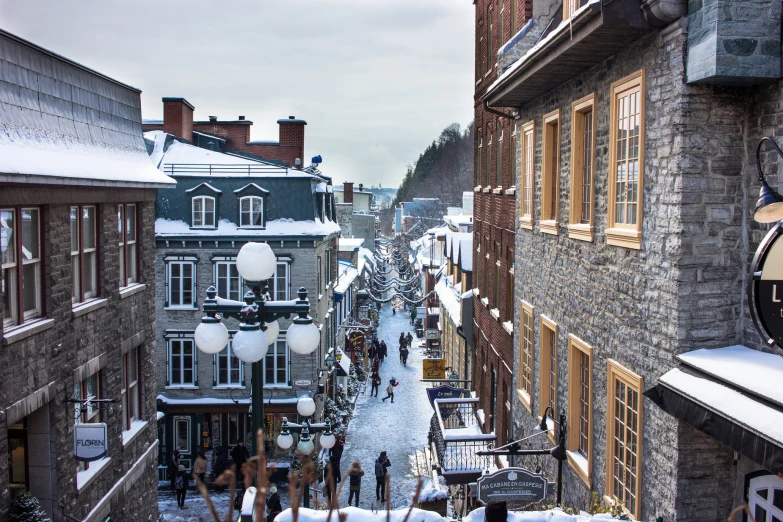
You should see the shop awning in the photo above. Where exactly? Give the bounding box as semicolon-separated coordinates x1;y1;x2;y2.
645;345;783;473
335;352;351;377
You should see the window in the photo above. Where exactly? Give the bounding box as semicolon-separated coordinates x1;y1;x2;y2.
511;0;518;35
272;262;289;301
748;475;783;522
265;338;289;386
606;360;643;520
568;94;596;241
496;123;503;187
519;121;535;229
494;242;501;309
506;247;514;323
122;346;141;430
317;256;322;297
239;196;264;228
541;109;560;234
510;128;517;189
167;262;195;308
1;208;41;327
118;204;138;287
71;206;98;303
607;70;645;249
325;251;332;289
517;301;534;411
215;262;243;301
223;412;248;450
567;334;592;485
192;196;216;228
477;134;483;187
216;340;243;387
169;338;196;386
75;372;102;472
478;20;485;80
487;6;494;73
174;416;191;454
563;0;587;20
497;0;504;49
486;127;493;186
538;316;558;440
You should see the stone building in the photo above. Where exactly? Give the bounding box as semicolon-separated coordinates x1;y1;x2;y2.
0;29;174;521
479;0;783;519
147;131;340;474
335;182;377;254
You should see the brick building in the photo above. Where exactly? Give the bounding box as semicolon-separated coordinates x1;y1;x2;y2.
143;97;307;168
0;29;174;521
147;131;340;475
479;0;783;519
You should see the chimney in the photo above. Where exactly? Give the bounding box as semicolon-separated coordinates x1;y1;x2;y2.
238;115;245;120
162;97;194;140
278;115;307;166
344;182;354;204
208;116;218;122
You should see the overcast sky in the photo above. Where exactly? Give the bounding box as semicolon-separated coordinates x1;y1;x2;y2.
0;0;475;188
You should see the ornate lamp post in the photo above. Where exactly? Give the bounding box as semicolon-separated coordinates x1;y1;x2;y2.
193;242;321;448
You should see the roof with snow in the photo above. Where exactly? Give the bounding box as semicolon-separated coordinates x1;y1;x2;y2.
339;238;365;251
0;30;175;188
156;218;341;239
334;262;359;294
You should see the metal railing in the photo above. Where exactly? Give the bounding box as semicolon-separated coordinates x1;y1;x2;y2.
164;163;289;176
431;398;495;482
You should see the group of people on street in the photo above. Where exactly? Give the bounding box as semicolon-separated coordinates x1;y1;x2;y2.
330;451;392;507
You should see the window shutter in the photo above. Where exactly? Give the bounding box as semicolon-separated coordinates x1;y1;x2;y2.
212;354;217;387
193;348;199;387
192;262;198;308
165;340;170;386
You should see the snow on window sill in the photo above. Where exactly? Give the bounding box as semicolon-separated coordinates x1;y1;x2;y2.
489;308;500;320
164;305;197;311
120;283;147;299
77;457;111;492
264;384;292;389
165;385;198;390
72;298;108;319
2;318;55;345
213;385;246;390
504;187;516;196
472;288;480;296
476;408;485;424
481;297;489;308
122;420;149;447
502;321;514;335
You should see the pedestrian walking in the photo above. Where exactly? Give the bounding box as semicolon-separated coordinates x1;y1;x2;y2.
374;452;391;503
169;450;181;491
231;440;250;471
379;342;387;364
193;450;207;485
175;465;187;508
405;332;413;347
371;355;380;374
410;308;416;325
347;461;365;507
400;345;409;366
398;332;405;347
380;340;387;357
214;445;228;492
368;343;377;360
381;378;399;403
370;372;381;397
267;486;283;522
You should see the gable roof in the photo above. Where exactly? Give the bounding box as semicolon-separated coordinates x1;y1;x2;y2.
185;182;222;194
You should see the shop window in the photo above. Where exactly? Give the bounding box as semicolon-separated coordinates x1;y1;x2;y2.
607;70;645;249
192;196;216;228
122;346;142;430
606;360;643;520
569;94;596;241
567;334;593;486
118;204;138;287
538;315;558;441
222;412;248;451
8;421;26;489
541;109;560;235
519;121;535;229
517;301;534;412
174;416;191;455
169;338;197;387
71;205;98;303
1;208;42;327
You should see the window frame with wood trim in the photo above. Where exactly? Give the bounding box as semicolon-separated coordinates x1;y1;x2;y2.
568;94;597;242
511;0;518;35
1;207;42;328
607;70;645;249
118;204;139;288
563;0;587;21
519;120;535;229
567;334;593;486
540;109;560;235
168;337;197;387
486;125;493;187
605;359;644;520
71;205;98;304
477;133;483;188
517;300;534;411
215;338;244;388
496;122;503;188
122;346;142;430
239;195;264;228
537;315;558;442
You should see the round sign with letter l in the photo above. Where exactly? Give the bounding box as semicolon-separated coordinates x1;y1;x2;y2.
74;423;108;462
749;223;783;355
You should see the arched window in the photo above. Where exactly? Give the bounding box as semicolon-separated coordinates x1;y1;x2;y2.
192;196;215;228
239;196;264;227
748;474;783;522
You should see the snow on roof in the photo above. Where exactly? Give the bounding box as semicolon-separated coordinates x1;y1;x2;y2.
193;130;225;142
0;123;175;188
357;247;375;276
185;182;221;193
315;182;328;193
334;264;359;294
339;238;365;251
157;394;250;406
445;232;471;259
233;182;269;194
435;277;461;328
156;217;341;238
156;411;165;421
677;345;783;407
458;239;473;272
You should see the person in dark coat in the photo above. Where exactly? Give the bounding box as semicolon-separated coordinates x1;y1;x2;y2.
405;332;413;347
368;343;377;360
267;486;283;522
379;340;387;356
378;342;387;363
370;372;381;397
214;445;228;492
484;500;508;522
169;450;181;491
175;465;188;508
231;441;250;471
347;461;365;507
374;451;391;503
398;332;405;346
400;345;409;366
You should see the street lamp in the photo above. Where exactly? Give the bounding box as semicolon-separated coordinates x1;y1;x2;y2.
754;137;783;223
193;241;321;450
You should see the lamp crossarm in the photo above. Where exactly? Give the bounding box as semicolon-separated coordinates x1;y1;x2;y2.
283;422;330;433
475;448;553;456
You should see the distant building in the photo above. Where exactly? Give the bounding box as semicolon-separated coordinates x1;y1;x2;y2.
335;182;377;254
443;192;474;233
0;29;174;521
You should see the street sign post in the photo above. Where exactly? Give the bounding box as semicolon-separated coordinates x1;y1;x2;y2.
476;467;548;505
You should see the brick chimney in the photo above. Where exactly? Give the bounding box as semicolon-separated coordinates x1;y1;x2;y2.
162;97;194;140
277;116;307;164
344;182;354;204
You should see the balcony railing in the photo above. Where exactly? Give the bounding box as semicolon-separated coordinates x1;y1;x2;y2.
164;163;289;176
431;398;495;485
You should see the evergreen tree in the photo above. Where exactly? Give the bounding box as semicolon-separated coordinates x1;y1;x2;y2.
10;490;50;522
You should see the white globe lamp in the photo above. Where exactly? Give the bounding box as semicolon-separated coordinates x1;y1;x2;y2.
297;397;316;418
297;436;314;455
232;324;269;363
194;319;229;355
287;321;320;355
277;431;294;450
320;431;336;450
236;242;277;282
264;320;280;345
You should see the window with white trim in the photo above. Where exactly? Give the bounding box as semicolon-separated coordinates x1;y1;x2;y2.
75;371;102;472
1;208;41;327
122;346;141;430
174;416;191;454
167;262;195;308
215;262;243;301
239;196;264;228
272;262;289;301
748;474;783;522
192;196;215;228
118;204;138;287
216;340;243;387
265;337;289;386
71;206;98;303
169;338;197;386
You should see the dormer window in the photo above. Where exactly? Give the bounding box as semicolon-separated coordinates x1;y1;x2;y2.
240;196;264;228
192;196;215;228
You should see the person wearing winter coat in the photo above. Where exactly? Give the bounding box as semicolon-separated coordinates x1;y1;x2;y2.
231;440;250;471
175;465;188;508
169;450;181;491
400;345;409;366
192;451;207;484
370;372;381;397
368;343;377;360
380;340;387;355
405;332;413;347
374;452;391;503
213;445;228;492
347;461;365;507
381;378;398;403
378;342;387;363
398;332;405;346
267;486;283;522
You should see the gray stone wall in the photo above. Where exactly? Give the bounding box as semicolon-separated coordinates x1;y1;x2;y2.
0;193;159;522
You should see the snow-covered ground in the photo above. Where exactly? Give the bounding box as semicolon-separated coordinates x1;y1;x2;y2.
336;303;433;510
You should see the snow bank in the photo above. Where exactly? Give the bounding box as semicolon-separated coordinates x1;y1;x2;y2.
464;507;618;522
276;507;445;522
418;477;448;502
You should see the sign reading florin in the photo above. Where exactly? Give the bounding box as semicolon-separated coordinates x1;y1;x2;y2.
74;423;108;462
476;467;547;505
749;223;783;354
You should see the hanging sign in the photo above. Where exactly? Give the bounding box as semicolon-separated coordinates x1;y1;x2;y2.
347;331;365;354
476;467;547;505
416;306;427;319
74;423;108;462
425;329;440;340
749;223;783;354
422;358;446;379
427;385;466;409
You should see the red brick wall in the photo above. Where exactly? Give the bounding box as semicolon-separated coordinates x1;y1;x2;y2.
162;100;193;141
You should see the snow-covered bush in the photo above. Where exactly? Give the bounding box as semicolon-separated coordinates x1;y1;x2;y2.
10;490;51;522
324;385;353;438
347;363;360;397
